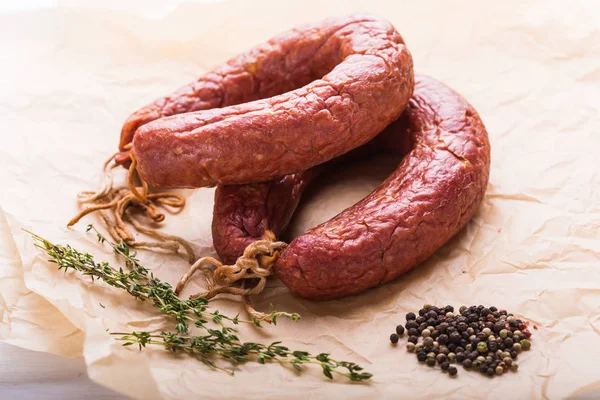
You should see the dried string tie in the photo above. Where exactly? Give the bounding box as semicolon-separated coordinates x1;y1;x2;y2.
68;152;196;263
175;230;288;323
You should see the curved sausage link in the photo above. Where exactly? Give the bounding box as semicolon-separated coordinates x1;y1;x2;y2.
123;14;413;188
212;75;490;300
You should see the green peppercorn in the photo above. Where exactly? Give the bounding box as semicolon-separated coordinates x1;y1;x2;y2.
472;360;480;369
396;325;405;336
495;366;504;375
513;334;521;342
477;342;488;353
513;343;522;353
424;304;432;310
406;342;416;352
427;352;436;359
426;358;436;366
460;305;467;314
520;339;531;350
499;329;508;340
415;343;423;351
390;333;399;344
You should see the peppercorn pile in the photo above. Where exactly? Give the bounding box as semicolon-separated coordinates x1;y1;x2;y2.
389;305;532;377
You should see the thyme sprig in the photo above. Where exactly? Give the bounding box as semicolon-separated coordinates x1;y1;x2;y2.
26;228;372;381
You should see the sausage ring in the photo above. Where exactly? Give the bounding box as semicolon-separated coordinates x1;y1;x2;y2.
118;14;414;189
212;75;491;299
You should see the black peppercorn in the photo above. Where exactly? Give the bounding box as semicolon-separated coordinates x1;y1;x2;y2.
469;351;479;360
406;312;417;321
471;338;480;347
427;318;437;327
438;322;449;333
416;316;426;324
494;322;505;332
390;334;399;344
486;368;495;377
463;359;472;369
456;352;466;363
405;320;418;330
488;341;498;353
450;332;462;344
436;353;447;364
438;334;449;345
457;322;468;332
408;336;419;344
396;325;405;336
448;343;457;352
446;326;457;335
408;328;418;337
426;310;438;320
504;338;514;348
440;361;450;371
510;350;518;359
448;366;458;376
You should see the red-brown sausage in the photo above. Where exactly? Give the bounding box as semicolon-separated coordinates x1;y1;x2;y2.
211;128;410;265
118;15;413;188
212;75;490;299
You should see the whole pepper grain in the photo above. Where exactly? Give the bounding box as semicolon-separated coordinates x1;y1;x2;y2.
391;305;532;378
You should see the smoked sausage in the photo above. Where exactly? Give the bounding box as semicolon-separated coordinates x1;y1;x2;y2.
212;75;490;299
118;15;414;188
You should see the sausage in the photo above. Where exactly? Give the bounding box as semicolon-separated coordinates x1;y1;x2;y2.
211;126;411;265
212;75;491;299
118;14;414;188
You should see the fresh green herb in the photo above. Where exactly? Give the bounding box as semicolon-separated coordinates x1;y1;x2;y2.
26;227;372;381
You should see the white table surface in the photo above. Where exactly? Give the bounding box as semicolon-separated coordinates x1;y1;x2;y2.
0;342;127;399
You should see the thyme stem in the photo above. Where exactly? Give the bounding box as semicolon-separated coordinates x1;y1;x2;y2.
25;227;372;382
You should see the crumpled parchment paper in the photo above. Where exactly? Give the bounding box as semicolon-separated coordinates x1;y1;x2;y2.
1;0;599;399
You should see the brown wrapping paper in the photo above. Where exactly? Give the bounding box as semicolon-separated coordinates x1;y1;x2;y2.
1;0;599;398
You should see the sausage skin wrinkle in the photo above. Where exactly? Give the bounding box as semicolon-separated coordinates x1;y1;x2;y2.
120;15;414;188
212;75;491;300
